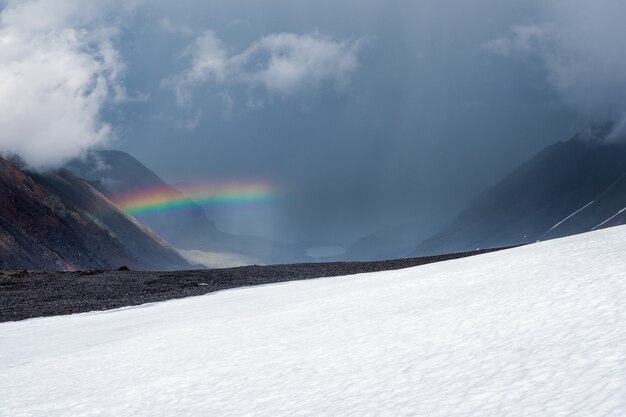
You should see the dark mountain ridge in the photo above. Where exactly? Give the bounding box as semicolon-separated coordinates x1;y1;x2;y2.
416;128;626;255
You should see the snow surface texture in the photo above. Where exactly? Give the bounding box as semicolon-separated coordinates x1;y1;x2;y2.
2;227;626;416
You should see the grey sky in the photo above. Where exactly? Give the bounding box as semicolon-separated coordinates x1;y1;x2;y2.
2;0;618;244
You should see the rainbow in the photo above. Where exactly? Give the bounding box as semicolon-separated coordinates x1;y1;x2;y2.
115;182;279;217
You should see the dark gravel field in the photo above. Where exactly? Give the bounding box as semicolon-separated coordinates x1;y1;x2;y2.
0;248;506;322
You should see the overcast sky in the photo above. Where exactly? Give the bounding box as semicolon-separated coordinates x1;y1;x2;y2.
1;0;623;243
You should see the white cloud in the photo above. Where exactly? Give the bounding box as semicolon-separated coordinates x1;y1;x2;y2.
488;0;626;134
0;0;134;169
167;31;366;107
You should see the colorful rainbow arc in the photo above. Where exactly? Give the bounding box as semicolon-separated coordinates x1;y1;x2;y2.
115;183;279;216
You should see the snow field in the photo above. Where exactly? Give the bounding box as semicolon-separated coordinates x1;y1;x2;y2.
1;226;626;416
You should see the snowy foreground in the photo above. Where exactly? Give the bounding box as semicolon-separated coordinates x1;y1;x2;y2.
2;228;626;416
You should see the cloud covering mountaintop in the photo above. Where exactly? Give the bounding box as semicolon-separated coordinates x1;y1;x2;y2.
0;0;135;168
490;0;626;137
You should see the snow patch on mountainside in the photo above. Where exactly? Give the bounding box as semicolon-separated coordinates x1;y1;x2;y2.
1;226;626;416
592;206;626;230
548;200;595;232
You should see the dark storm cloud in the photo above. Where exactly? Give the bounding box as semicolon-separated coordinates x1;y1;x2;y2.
1;0;598;244
112;0;578;242
118;0;573;243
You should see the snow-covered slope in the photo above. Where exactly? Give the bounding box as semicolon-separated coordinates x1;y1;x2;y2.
2;227;626;416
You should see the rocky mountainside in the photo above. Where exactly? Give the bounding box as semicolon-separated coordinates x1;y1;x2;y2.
0;156;191;271
416;126;626;255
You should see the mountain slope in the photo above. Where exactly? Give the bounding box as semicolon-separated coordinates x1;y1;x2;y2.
416;132;626;255
67;150;310;265
0;156;191;271
345;220;441;261
66;150;224;249
1;226;625;415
